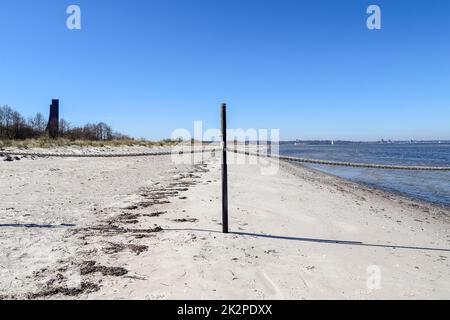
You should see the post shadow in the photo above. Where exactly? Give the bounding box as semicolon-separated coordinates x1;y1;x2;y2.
164;228;450;253
0;223;76;229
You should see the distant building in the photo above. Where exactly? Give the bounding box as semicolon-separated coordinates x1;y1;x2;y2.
47;99;59;139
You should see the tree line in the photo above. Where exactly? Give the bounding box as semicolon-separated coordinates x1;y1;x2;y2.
0;105;129;141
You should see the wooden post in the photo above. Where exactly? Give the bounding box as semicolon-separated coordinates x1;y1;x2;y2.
221;103;229;234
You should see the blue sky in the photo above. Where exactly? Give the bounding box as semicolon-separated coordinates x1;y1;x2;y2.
1;0;449;140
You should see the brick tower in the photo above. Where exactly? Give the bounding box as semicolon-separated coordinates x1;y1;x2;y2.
47;99;59;139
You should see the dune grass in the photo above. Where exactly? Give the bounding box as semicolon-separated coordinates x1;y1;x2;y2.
0;138;181;149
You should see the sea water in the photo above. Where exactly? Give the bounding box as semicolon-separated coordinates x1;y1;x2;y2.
280;143;450;207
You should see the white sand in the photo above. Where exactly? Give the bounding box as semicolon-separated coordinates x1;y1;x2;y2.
0;148;449;300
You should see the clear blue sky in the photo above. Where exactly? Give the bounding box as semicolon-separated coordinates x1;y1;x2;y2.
1;0;449;141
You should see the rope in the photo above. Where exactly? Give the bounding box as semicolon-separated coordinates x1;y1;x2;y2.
229;149;450;171
3;147;449;171
0;149;218;158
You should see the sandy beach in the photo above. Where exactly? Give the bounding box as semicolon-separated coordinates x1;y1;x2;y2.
1;147;449;300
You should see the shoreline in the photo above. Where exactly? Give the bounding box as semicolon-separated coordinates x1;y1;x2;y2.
277;143;450;210
1;147;449;299
284;161;450;225
287;161;450;213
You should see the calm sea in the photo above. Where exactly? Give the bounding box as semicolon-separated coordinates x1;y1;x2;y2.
279;143;450;207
